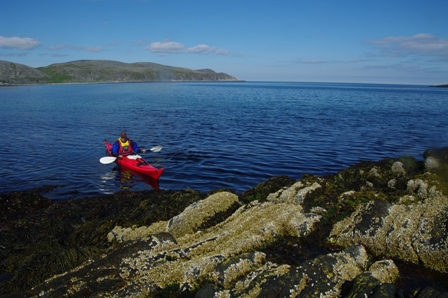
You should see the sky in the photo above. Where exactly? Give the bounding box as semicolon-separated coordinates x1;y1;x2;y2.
1;0;447;85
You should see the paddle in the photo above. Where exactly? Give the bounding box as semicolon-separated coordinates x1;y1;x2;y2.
149;145;163;152
99;145;163;164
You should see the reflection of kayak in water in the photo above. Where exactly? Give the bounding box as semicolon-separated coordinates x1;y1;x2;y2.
103;140;164;180
116;168;160;190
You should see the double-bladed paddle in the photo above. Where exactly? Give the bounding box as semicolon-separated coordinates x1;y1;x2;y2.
99;145;163;164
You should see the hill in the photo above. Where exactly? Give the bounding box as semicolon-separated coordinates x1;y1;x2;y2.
0;60;49;85
0;60;242;85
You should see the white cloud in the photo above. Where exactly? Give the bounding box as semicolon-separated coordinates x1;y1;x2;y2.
294;59;330;64
293;59;371;64
215;49;230;56
48;44;70;50
368;34;448;58
146;40;230;56
186;44;216;54
71;46;85;51
0;52;28;57
87;46;103;52
48;53;69;58
0;36;41;50
146;41;185;53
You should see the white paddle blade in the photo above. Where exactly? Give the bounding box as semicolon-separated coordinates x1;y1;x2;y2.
99;156;117;164
150;145;163;152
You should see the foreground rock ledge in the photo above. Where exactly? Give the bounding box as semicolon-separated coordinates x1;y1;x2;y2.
1;152;448;297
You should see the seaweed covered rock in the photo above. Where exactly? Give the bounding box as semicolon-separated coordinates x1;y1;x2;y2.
2;153;448;297
28;192;322;297
167;191;240;238
0;189;207;296
221;245;370;297
239;175;297;203
424;146;448;170
329;177;448;272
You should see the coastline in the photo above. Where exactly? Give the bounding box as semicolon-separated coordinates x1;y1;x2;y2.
1;153;447;297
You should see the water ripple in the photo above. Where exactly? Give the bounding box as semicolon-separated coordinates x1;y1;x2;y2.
1;82;447;199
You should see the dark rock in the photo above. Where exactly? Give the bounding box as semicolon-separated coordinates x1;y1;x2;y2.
415;286;448;298
1;154;448;297
424;146;448;170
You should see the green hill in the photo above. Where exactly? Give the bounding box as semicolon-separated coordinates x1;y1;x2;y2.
0;60;242;85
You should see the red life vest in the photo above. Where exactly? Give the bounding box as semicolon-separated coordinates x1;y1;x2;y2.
117;138;133;156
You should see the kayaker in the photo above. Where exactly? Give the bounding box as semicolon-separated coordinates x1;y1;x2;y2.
111;131;147;158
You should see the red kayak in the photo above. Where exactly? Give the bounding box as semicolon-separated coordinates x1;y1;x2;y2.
104;140;164;180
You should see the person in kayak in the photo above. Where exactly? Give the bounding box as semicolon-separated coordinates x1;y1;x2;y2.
111;131;147;158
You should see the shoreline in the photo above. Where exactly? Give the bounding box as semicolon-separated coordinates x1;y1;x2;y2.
1;153;448;297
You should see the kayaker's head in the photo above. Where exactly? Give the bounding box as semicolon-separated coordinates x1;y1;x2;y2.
120;131;128;141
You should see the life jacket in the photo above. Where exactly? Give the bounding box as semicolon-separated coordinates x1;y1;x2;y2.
117;138;133;156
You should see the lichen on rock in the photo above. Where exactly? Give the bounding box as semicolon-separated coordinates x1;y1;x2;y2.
3;153;448;297
329;177;448;272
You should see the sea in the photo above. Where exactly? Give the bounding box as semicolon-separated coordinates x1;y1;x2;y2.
0;82;447;200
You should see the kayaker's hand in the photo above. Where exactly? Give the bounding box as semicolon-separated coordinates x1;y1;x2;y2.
118;154;123;159
141;149;147;153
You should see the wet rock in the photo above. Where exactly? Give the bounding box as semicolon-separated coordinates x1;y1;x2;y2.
344;259;400;297
329;181;448;272
391;161;407;176
415;286;448;298
239;175;297;203
195;284;218;298
28;191;322;297
424;146;448;170
2;153;448;297
226;245;369;297
267;180;323;205
167;191;240;238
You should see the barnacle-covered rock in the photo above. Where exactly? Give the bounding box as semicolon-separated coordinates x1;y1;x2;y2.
167;191;240;238
267;180;323;205
329;179;448;272
28;192;322;297
3;153;448;297
424;146;448;170
218;245;369;298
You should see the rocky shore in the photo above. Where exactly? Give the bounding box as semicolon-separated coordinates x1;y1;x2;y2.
1;149;447;297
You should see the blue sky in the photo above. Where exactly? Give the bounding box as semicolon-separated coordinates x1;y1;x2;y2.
1;0;447;85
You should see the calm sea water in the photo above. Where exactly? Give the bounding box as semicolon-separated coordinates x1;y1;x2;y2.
0;82;447;200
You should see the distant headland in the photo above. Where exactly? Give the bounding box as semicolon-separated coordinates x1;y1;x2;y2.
0;59;243;85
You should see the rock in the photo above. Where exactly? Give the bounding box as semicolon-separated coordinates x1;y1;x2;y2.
424;147;448;169
367;259;400;284
167;191;240;238
3;154;448;297
29;192;322;297
329;181;448;272
391;161;406;176
227;245;369;297
407;178;429;199
195;284;218;298
424;156;440;170
388;178;397;188
415;286;448;298
267;180;322;204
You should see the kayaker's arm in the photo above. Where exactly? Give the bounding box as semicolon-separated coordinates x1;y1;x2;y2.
131;140;146;154
111;141;120;157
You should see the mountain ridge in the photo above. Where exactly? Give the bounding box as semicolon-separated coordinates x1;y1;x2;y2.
0;59;243;85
